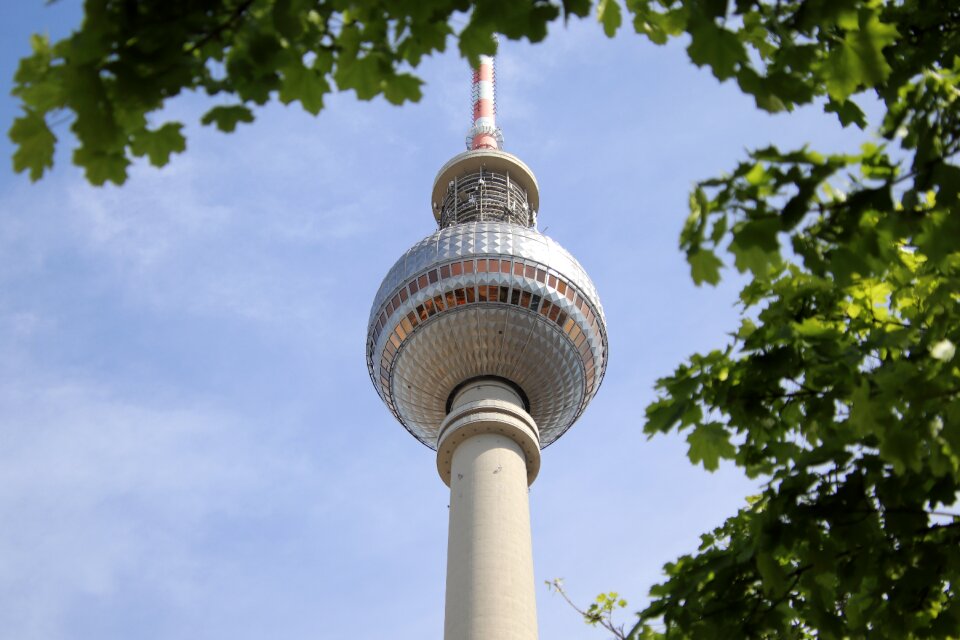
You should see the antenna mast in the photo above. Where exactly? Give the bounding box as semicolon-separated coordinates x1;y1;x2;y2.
466;48;504;150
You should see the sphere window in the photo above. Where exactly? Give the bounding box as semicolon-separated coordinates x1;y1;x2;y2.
373;260;606;401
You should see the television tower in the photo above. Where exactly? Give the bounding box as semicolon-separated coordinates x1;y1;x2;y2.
366;48;608;640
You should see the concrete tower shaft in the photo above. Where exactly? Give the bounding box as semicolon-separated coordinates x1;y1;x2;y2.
439;379;540;640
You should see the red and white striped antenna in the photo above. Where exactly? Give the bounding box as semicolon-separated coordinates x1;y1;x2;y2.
466;44;504;151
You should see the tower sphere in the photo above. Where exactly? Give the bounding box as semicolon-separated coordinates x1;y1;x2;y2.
366;149;608;448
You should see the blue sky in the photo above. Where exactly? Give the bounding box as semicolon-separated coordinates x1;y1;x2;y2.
1;4;881;639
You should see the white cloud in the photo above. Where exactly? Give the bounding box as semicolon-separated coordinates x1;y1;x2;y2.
0;360;391;639
0;112;387;331
0;377;240;637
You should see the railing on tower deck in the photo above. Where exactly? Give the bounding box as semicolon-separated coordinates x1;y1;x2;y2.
438;169;534;228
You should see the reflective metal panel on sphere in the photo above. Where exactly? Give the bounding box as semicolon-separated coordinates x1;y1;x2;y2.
367;221;608;449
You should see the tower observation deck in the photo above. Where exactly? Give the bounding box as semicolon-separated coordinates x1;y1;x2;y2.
366;47;608;640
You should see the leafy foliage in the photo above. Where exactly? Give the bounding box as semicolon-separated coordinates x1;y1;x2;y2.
548;579;633;639
10;0;589;185
620;0;960;637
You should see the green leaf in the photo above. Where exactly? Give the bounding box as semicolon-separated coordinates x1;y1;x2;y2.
271;0;304;39
687;19;747;81
129;122;186;167
822;13;898;101
733;219;779;252
201;105;255;132
645;397;686;434
334;54;384;100
824;97;867;128
848;379;875;437
457;23;498;68
701;0;729;20
383;73;424;106
632;7;688;45
73;146;130;186
9;110;56;181
598;0;622;37
279;63;330;114
686;422;735;471
688;248;723;285
932;163;960;205
730;219;780;275
561;0;591;19
793;317;838;339
744;163;768;186
756;551;787;595
781;182;816;229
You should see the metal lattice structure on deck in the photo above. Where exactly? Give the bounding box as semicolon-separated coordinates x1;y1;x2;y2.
438;169;533;228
